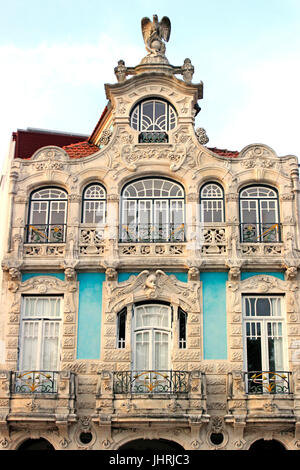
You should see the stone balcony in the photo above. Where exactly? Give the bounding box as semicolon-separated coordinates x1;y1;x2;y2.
0;370;77;429
94;370;208;425
20;222;288;265
226;371;296;427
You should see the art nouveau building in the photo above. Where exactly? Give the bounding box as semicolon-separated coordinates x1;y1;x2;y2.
1;16;300;451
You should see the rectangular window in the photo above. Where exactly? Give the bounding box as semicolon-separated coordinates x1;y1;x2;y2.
117;308;126;349
178;308;187;349
19;296;62;371
243;295;289;394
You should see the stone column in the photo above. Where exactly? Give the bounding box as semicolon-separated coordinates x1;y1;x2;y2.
105;193;120;262
66;194;81;259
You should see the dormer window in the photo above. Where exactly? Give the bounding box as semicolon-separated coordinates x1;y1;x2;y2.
130;99;177;143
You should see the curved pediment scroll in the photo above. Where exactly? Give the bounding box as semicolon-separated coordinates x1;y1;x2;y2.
239;274;286;293
30;146;70;171
19;276;68;294
106;270;200;312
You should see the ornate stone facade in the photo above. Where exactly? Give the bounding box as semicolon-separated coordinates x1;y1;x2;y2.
0;15;300;451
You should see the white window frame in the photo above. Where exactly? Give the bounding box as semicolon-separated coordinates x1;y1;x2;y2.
18;296;63;371
130;99;177;132
132;304;172;371
239;186;280;242
82;183;106;224
242;295;287;372
28;188;68;243
200;183;225;223
121;178;185;242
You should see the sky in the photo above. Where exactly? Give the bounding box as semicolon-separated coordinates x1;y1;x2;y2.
0;0;300;172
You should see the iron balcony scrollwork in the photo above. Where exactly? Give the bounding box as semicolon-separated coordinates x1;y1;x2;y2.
138;132;168;143
245;371;291;395
12;371;59;394
240;223;281;243
113;370;190;394
25;224;67;243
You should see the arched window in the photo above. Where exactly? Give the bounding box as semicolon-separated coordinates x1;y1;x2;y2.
82;183;106;224
239;186;280;242
27;187;67;243
130;99;177;143
120;178;185;242
200;182;225;223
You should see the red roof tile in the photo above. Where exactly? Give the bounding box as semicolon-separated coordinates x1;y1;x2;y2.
62;140;99;159
206;147;239;158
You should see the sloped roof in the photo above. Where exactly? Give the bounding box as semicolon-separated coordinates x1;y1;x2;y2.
12;128;240;160
13;128;89;159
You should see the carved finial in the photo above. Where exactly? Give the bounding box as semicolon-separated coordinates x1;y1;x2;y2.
181;58;194;83
114;59;128;82
141;15;171;57
195;128;209;145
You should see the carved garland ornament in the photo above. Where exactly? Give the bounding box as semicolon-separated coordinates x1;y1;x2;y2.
30;146;69;171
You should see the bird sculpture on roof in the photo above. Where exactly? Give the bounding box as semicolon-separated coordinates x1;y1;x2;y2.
141;15;171;57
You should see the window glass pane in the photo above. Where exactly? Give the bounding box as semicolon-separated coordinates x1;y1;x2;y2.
21;321;39;370
256;298;271;316
241;200;258;223
42;322;60;370
240;187;277;198
31;188;67;200
179;309;187;349
84;184;106;199
154;331;169;370
49;201;66;224
170;200;184;229
83;201;105;224
201;184;223;198
30;202;48;225
132;100;176;132
117;310;126;348
246;322;262;371
141;102;154;130
135;332;149;370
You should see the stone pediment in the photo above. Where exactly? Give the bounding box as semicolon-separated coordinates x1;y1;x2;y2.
106;270;200;312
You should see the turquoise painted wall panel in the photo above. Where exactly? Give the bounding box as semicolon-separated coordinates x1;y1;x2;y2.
201;272;228;360
22;272;65;281
77;272;105;359
118;272;139;283
241;272;284;281
166;272;188;283
118;272;188;283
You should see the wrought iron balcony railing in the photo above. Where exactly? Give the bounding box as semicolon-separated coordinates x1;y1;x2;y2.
240;223;281;243
25;224;67;243
120;223;185;243
113;370;190;394
12;371;59;394
138;131;168;143
245;371;292;395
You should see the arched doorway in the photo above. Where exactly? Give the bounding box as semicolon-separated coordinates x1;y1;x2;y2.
249;439;286;451
18;438;55;451
118;439;185;451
